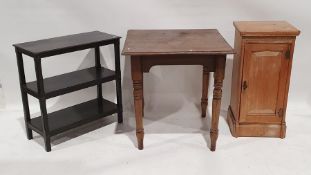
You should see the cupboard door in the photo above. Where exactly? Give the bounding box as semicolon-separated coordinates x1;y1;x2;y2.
240;43;290;123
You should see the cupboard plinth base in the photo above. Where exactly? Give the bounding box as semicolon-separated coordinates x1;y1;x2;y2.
227;106;286;138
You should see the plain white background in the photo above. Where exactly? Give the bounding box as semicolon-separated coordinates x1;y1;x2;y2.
0;0;311;110
0;1;311;175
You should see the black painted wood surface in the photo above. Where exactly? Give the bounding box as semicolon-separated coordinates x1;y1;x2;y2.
29;98;118;136
26;67;115;99
14;31;120;58
13;31;123;152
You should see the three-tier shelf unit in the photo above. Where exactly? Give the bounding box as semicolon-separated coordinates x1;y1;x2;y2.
13;31;123;152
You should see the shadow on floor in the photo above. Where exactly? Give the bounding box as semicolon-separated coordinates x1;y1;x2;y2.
17;50;234;151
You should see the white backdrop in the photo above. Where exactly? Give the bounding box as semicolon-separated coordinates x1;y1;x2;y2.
0;0;310;113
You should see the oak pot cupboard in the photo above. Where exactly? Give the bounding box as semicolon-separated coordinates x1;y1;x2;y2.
227;21;300;138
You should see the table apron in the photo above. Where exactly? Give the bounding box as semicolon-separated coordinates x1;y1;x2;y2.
140;55;224;72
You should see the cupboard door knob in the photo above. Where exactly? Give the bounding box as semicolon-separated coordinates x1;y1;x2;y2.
243;81;248;90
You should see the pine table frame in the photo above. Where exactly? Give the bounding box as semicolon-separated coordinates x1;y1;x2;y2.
122;29;234;151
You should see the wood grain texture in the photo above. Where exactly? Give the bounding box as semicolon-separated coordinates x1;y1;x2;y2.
131;56;144;150
229;31;243;123
140;55;217;72
240;43;289;124
228;107;283;137
130;54;227;151
210;56;226;151
228;21;299;137
122;29;234;55
125;29;234;151
234;21;300;37
201;66;210;118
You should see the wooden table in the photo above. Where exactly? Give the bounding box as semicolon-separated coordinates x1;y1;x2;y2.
122;29;234;151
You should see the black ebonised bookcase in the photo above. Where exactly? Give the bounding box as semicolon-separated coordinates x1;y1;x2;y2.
13;31;123;152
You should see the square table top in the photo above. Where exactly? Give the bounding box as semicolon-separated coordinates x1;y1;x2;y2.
122;29;234;56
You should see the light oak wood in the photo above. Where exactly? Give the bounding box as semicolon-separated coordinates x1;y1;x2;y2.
240;43;289;123
233;21;300;37
229;31;243;123
228;21;300;137
123;29;234;151
228;107;283;137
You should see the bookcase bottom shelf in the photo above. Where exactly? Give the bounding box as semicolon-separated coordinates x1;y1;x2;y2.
28;98;118;136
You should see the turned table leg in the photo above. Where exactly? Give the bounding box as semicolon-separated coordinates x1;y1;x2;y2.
142;81;144;118
201;66;210;118
210;57;226;151
131;56;144;150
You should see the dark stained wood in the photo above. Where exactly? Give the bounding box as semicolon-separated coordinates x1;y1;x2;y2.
13;31;120;58
210;56;226;151
123;29;233;151
34;59;51;152
15;49;33;140
114;40;124;123
228;21;300;138
131;56;144;150
29;98;117;136
201;66;210;118
13;31;123;152
141;55;217;72
233;21;300;37
122;29;234;55
280;40;297;138
26;67;115;99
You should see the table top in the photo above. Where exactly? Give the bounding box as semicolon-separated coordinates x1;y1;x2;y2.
13;31;120;57
234;21;300;37
122;29;234;56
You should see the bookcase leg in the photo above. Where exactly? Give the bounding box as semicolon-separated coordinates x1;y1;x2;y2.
15;49;33;140
39;99;51;152
116;78;123;124
43;136;51;152
94;46;104;114
114;40;123;123
35;59;51;152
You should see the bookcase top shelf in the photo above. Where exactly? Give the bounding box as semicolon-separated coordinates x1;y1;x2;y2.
13;31;120;58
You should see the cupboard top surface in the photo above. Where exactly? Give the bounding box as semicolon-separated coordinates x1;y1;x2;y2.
234;21;300;37
122;29;234;56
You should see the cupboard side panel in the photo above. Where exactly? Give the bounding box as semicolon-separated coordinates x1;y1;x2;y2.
281;39;296;124
229;31;244;121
